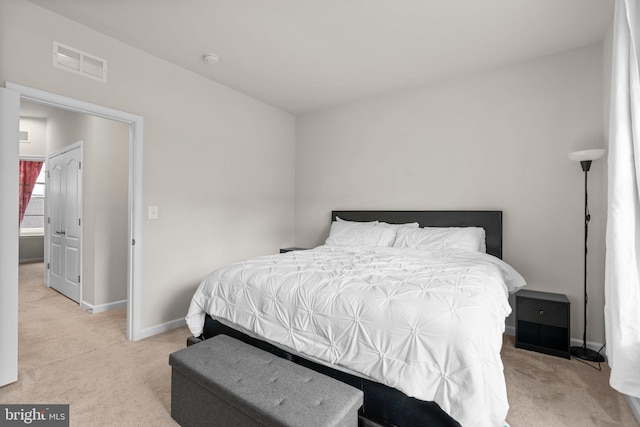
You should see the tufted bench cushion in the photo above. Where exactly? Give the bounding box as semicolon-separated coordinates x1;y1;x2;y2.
169;334;364;427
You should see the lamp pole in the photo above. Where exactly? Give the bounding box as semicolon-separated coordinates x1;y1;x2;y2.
570;159;605;362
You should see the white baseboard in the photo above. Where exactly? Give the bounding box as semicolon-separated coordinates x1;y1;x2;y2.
627;395;640;424
80;299;127;314
138;317;186;341
19;257;44;264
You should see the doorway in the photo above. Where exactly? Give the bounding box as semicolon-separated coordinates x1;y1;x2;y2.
4;82;144;342
20;100;129;311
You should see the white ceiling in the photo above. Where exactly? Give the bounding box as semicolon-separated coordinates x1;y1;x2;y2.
27;0;614;114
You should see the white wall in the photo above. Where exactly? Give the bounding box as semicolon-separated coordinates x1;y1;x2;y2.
0;0;296;332
295;44;607;344
19;117;46;157
88;115;129;306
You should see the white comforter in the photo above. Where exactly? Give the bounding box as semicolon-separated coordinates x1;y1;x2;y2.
186;245;525;427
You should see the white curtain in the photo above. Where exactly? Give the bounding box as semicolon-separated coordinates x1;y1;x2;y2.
605;0;640;399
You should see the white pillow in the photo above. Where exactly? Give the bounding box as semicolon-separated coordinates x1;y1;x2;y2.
325;221;396;247
377;221;420;230
393;227;486;253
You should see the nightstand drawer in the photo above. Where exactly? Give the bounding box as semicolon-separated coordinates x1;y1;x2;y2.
517;299;567;328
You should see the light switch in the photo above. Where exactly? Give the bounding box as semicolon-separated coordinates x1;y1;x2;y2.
148;205;159;220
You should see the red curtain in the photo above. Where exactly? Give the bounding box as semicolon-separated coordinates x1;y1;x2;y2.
18;160;43;225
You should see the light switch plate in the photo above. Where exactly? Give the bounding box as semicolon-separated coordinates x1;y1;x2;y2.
148;205;159;220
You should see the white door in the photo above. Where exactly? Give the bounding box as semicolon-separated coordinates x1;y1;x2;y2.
0;87;20;387
47;145;82;303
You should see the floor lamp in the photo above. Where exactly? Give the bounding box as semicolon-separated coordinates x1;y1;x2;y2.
568;148;605;362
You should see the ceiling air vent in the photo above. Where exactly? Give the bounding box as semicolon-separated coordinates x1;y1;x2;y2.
53;42;107;82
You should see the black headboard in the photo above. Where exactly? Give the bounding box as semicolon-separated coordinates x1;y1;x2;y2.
331;210;503;259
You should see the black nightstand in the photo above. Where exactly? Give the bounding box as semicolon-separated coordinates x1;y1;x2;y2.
279;247;308;253
515;290;570;359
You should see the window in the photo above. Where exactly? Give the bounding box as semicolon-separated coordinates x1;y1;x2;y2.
20;163;46;236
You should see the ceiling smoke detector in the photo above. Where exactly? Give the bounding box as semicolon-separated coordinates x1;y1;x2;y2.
202;53;219;64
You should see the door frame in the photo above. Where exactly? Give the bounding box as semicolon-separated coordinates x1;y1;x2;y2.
45;141;83;304
6;82;144;341
0;87;20;386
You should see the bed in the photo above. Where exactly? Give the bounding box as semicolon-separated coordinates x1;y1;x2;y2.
185;210;525;427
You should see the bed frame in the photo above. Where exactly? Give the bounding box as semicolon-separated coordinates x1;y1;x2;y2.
196;210;503;427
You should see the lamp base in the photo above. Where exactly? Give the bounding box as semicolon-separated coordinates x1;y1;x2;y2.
570;346;605;362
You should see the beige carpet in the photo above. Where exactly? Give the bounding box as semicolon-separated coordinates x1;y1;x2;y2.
1;262;638;427
502;334;639;427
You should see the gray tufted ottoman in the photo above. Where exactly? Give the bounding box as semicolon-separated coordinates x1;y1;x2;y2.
169;334;364;427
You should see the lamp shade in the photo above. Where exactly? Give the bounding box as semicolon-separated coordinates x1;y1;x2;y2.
568;149;605;162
